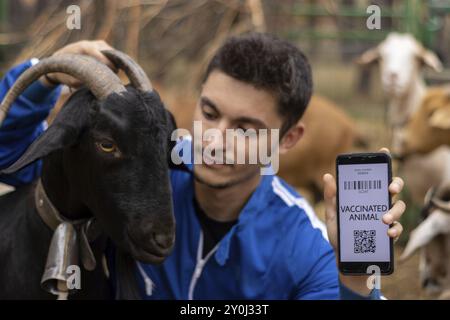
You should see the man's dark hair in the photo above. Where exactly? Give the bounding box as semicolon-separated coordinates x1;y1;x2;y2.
203;32;313;135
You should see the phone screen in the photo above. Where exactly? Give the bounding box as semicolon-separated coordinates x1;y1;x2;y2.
337;162;391;263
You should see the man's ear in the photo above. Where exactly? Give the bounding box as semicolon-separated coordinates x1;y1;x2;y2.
279;122;304;155
1;91;90;174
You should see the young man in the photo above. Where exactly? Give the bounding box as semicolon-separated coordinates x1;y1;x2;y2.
0;34;405;299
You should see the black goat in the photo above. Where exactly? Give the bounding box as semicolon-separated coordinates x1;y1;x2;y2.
0;51;176;299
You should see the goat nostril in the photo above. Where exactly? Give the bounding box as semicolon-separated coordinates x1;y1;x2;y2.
389;73;398;82
422;278;438;288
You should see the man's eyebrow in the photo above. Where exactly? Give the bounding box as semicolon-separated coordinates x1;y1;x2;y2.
200;96;268;129
235;116;268;129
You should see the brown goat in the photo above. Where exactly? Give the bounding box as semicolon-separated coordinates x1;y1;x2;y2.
398;87;450;157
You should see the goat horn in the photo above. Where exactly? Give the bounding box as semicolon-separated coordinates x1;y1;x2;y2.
429;183;450;213
0;54;126;125
101;50;152;92
431;197;450;214
424;186;435;206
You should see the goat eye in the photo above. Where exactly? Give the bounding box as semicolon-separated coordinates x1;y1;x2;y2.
97;141;117;153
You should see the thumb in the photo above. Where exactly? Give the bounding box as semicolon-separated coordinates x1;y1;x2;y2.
323;173;337;223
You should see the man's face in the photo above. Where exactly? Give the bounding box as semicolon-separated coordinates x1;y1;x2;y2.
191;70;285;189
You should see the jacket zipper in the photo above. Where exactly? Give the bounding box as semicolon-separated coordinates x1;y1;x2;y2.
136;261;155;296
188;231;218;300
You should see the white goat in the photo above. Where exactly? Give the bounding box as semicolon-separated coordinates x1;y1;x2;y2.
357;32;450;205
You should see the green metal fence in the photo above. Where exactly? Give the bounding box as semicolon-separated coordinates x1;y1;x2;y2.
0;0;7;27
281;0;450;49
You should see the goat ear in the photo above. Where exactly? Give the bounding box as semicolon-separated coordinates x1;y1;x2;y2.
429;105;450;129
419;49;443;72
1;94;90;174
355;46;380;65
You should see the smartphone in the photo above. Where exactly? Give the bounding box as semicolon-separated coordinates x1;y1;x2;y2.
336;152;394;275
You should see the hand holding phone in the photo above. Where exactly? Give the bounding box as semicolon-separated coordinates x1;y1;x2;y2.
322;150;405;294
336;152;394;275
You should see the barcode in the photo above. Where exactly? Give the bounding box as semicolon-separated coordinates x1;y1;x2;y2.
354;230;376;253
344;180;381;190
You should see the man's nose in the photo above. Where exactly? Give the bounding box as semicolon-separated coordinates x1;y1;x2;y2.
203;121;228;145
204;129;225;148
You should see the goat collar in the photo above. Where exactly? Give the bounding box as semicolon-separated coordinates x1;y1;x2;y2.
34;179;101;298
35;179;88;229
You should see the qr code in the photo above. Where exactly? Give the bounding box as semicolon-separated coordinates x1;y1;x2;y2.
353;230;376;253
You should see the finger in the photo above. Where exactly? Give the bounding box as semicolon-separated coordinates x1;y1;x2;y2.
85;50;117;72
47;72;80;88
60;78;82;89
94;40;113;49
382;200;406;225
387;221;403;240
81;41;117;72
389;177;404;195
378;147;390;155
323;173;336;202
67;78;83;88
94;40;116;64
323;173;337;220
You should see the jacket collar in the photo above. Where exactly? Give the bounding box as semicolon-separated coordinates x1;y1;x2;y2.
213;173;275;266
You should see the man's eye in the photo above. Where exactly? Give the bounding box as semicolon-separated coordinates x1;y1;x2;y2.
237;126;254;134
202;110;217;120
96;141;117;153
